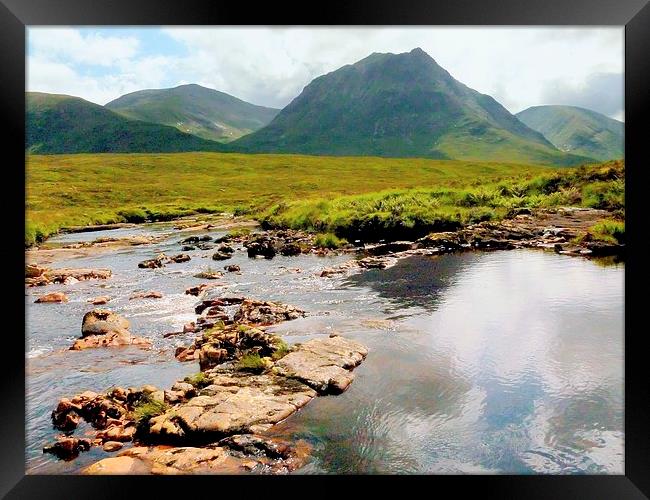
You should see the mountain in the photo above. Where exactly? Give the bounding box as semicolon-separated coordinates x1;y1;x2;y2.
106;84;279;142
233;48;589;165
516;105;624;161
26;92;227;154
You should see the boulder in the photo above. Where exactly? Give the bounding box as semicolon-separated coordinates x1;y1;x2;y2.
103;441;124;452
72;309;150;350
233;299;305;325
170;254;191;263
81;309;130;337
26;264;47;278
43;436;92;460
185;283;217;296
273;336;368;394
34;292;68;303
223;264;241;273
279;243;302;256
212;251;232;261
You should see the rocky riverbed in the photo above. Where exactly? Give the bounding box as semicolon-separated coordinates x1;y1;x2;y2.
25;208;624;474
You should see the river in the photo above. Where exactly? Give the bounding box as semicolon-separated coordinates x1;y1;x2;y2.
25;223;624;474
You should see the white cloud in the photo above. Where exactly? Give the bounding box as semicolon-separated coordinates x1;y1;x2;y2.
27;27;624;118
29;28;139;66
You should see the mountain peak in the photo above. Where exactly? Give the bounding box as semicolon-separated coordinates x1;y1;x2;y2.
234;50;586;165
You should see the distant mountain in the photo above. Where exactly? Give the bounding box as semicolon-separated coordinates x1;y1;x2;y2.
233;48;589;165
26;92;227;154
516;105;624;161
106;84;279;142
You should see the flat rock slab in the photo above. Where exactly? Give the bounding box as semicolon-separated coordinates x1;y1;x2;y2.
148;373;316;441
84;435;309;475
273;336;368;394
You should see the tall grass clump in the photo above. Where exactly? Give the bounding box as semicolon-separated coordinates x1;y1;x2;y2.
314;233;348;249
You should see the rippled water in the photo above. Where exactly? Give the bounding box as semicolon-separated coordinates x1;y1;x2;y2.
26;224;624;474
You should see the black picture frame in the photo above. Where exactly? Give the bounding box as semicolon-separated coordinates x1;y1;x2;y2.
3;0;648;497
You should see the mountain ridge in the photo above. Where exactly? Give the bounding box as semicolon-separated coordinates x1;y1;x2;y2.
516;105;623;161
106;84;279;142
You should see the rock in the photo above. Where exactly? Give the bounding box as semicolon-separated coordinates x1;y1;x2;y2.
34;292;68;303
233;299;305;325
185;283;218;296
181;245;196;251
103;441;124;452
27;268;112;286
170;254;191;263
26;264;47;278
193;271;223;279
147;373;317;441
246;240;276;259
319;267;346;278
279;243;302;256
358;257;389;269
84;437;309;474
129;291;163;300
72;309;150;350
223;264;241;273
183;322;196;333
97;423;136;443
365;241;415;256
83;455;150;475
196;242;215;250
274;336;368;394
43;436;92;460
212;251;232;261
416;232;464;250
218;245;234;254
81;309;130;337
89;296;110;305
138;254;167;269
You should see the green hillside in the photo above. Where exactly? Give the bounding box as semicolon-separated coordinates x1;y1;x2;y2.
234;48;590;166
516;105;624;161
26;92;227;154
106;84;279;142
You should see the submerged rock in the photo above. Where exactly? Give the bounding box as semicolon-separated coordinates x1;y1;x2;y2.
194;271;223;280
129;291;163;300
34;292;68;303
89;296;110;305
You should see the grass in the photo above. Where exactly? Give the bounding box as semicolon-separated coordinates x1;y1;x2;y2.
313;232;348;249
261;160;624;242
236;353;267;372
588;220;625;244
25;152;553;246
183;372;211;389
271;339;292;361
132;397;168;425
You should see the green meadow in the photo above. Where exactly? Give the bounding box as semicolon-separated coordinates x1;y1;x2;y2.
25;152;623;246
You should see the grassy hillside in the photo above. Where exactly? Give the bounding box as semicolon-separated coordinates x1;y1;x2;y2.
106;84;279;142
26;152;553;246
27;92;227;154
516;105;623;161
234;49;591;166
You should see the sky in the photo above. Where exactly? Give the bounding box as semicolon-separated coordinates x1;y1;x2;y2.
26;27;624;120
